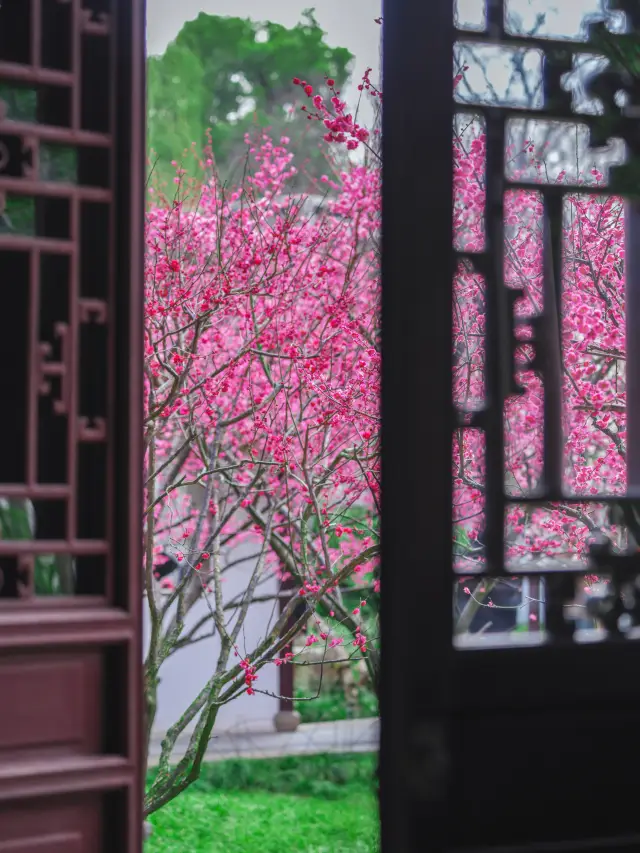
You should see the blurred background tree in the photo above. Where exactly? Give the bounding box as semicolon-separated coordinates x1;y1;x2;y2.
147;8;354;189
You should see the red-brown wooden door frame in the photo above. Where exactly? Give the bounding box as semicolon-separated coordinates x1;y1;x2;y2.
0;1;145;850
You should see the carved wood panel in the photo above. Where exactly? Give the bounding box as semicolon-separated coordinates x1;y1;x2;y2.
0;1;144;850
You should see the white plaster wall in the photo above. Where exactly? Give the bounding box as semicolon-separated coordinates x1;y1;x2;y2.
143;539;280;736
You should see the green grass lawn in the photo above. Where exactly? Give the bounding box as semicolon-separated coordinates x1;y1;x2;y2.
146;753;379;853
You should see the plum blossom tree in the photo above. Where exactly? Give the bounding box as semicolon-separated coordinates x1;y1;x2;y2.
143;131;381;813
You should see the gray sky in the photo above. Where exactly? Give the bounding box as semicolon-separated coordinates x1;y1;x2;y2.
146;0;382;130
456;0;605;37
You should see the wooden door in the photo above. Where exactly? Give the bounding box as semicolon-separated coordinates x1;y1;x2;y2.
380;1;640;851
0;0;145;849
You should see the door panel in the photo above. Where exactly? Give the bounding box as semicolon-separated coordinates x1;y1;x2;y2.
0;796;100;852
0;650;101;759
380;1;640;851
0;1;145;849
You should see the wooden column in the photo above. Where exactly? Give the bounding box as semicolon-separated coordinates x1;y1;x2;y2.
274;574;302;731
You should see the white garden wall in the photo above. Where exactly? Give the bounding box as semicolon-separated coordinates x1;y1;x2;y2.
143;539;280;737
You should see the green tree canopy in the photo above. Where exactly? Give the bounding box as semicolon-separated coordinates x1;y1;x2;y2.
147;43;206;174
147;8;354;187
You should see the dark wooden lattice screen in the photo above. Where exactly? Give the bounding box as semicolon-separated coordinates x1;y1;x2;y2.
381;1;640;851
0;1;144;849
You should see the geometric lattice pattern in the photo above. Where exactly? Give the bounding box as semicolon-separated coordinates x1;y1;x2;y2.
0;4;142;851
0;0;113;597
454;0;640;641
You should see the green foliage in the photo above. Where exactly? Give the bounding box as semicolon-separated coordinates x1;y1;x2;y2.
33;555;69;595
147;9;354;185
0;501;32;540
40;144;77;182
147;43;208;177
0;83;37;121
295;684;378;723
453;525;472;557
147;751;377;798
304;503;379;635
304;504;378;552
0;85;76;232
0;500;73;595
146;754;378;852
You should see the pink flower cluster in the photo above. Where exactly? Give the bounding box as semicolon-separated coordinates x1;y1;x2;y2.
453;117;627;571
144;118;381;694
293;73;378;152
